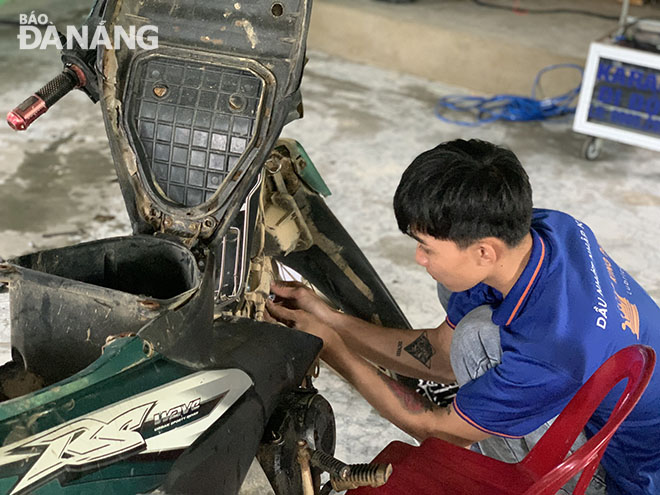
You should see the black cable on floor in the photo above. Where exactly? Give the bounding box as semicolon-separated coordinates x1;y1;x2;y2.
472;0;620;21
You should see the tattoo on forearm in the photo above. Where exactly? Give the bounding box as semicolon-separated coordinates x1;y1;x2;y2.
404;331;436;369
379;373;436;413
396;341;403;357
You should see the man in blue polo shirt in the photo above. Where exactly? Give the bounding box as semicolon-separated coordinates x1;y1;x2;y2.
266;139;660;494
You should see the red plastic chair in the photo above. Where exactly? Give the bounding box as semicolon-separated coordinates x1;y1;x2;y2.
348;345;656;495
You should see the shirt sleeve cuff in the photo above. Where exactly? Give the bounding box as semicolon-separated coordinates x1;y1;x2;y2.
452;397;524;439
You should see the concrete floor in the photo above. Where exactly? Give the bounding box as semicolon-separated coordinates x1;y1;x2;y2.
1;0;660;489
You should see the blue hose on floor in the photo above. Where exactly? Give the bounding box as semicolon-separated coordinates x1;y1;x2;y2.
435;63;583;126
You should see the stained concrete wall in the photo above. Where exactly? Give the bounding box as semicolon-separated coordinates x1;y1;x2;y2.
307;0;655;95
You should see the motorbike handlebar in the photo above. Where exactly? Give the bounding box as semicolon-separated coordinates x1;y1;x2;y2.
7;66;83;131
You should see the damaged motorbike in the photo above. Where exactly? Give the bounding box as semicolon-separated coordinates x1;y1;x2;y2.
0;0;456;493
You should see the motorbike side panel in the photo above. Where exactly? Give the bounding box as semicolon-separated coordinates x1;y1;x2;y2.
0;318;321;495
142;315;322;416
0;338;192;494
141;317;323;493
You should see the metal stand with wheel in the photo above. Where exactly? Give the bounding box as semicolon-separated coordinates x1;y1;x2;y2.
582;136;604;161
574;0;631;161
573;0;660;159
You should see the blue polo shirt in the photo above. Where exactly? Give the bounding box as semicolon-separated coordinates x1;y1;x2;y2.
446;209;660;495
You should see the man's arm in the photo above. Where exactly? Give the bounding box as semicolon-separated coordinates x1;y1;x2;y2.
326;310;456;384
323;335;487;445
265;289;484;444
269;282;456;384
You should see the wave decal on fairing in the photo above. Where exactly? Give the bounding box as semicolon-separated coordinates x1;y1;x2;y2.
0;368;253;495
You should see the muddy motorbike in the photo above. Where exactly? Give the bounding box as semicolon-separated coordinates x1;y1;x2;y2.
0;0;431;493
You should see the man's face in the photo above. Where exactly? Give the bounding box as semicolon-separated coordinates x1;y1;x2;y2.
413;232;486;292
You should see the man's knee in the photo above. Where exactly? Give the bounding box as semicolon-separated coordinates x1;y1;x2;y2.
449;305;502;386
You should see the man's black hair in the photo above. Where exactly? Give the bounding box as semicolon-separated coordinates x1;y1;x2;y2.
393;139;533;248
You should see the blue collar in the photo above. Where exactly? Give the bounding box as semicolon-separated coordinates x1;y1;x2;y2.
492;229;547;327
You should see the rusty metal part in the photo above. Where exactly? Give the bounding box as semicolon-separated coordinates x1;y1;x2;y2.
104;332;137;345
0;264;17;274
234;254;273;320
228;93;246;111
203;217;216;230
267;145;302;193
265;153;283;175
138;299;161;310
297;440;315;495
267;152;299;195
271;2;284;16
265;429;283;445
103;332;138;352
309;449;350;480
142;339;155;357
153;83;169;98
0;263;19;289
136;194;218;244
263;153;312;255
330;462;393;492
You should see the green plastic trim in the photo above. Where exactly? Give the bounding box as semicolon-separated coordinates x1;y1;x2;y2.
0;473;166;494
294;141;332;197
0;337;151;421
0;336;190;441
0;337;191;494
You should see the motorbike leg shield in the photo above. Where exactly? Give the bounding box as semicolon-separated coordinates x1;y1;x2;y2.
1;236;206;387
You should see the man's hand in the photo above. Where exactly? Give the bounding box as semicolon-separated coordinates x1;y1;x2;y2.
265;282;341;354
268;281;338;323
268;282;455;383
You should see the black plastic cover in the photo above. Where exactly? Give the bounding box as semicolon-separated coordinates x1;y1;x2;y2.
100;0;312;244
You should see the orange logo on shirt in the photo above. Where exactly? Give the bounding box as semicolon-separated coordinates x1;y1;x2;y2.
616;292;640;340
